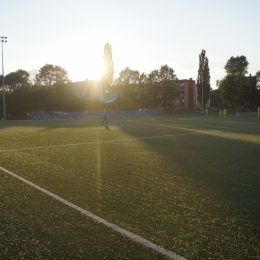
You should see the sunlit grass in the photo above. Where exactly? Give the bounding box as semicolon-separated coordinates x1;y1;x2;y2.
0;113;259;259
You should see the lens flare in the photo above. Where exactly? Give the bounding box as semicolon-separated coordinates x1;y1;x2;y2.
99;89;118;103
94;82;118;103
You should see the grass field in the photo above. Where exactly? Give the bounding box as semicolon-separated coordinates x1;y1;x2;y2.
0;113;260;260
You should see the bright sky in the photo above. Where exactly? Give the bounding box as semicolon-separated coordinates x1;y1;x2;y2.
1;0;260;89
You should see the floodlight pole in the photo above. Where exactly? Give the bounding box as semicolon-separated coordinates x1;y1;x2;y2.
1;36;7;121
201;71;204;113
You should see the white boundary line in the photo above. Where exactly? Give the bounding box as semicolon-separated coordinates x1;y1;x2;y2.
0;166;187;260
0;132;200;152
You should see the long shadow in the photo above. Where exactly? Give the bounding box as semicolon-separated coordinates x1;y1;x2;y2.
119;115;260;215
104;125;110;131
116;115;260;258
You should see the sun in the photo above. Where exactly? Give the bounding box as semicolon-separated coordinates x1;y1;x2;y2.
66;55;104;82
84;58;104;81
59;40;104;82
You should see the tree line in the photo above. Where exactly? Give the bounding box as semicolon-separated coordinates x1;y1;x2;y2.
210;56;260;110
0;63;181;119
0;44;259;119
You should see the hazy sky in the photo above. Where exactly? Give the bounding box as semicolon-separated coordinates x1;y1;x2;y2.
1;0;260;89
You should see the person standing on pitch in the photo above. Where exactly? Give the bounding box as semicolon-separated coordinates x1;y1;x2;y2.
224;108;227;117
101;110;108;125
258;107;260;118
205;108;208;116
219;109;222;117
236;108;239;117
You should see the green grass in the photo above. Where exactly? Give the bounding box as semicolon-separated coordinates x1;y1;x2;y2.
0;113;260;259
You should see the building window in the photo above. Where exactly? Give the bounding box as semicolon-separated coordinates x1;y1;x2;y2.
180;83;184;91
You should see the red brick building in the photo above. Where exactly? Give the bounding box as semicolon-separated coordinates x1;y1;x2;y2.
174;78;210;110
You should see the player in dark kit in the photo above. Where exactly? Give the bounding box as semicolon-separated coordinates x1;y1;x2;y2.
101;111;108;125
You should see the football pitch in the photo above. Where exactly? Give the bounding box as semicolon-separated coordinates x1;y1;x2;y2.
0;113;259;259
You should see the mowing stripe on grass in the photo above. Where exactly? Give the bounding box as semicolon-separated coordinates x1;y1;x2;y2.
0;166;187;260
0;130;20;135
0;132;201;152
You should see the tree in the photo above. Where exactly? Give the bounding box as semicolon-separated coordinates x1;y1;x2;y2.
4;69;31;92
114;68;142;109
34;64;70;111
159;65;178;82
219;74;244;107
114;67;140;86
197;50;210;109
210;87;225;108
242;75;257;109
2;70;32;119
146;65;179;109
52;83;85;112
35;64;70;89
146;69;161;108
224;55;249;77
220;56;257;108
158;65;179;109
101;43;114;92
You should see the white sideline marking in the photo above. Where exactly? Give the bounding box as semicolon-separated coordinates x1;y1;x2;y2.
0;132;201;152
0;166;187;260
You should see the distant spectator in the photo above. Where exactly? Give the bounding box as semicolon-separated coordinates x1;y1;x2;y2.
236;108;239;117
224;109;227;118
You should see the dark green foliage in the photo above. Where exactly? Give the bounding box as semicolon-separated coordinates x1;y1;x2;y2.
197;50;210;108
4;69;31;92
1;70;32;119
157;65;179;109
219;56;258;108
147;65;179;109
219;74;244;107
224;55;249;77
210;88;225;108
242;75;257;108
35;64;70;89
114;67;140;85
114;65;179;110
1;41;181;119
114;67;146;110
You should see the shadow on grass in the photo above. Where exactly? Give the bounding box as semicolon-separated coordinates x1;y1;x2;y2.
104;125;110;131
118;115;260;258
124;116;260;210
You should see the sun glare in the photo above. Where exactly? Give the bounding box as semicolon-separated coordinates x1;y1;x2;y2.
60;35;133;83
60;39;105;82
67;56;103;82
